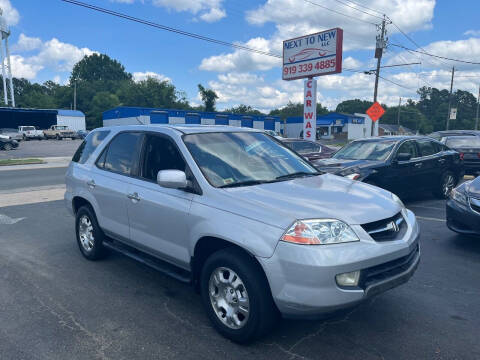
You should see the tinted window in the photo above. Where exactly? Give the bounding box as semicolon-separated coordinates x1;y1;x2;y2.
103;132;143;175
286;141;318;154
72;130;110;164
142;135;186;181
397;141;418;158
417;140;438;157
446;137;480;147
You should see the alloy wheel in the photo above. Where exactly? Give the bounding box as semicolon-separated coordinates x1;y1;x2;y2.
78;215;94;252
443;174;455;197
208;267;250;330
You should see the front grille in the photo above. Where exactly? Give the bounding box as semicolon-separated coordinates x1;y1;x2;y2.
470;197;480;214
361;212;406;241
359;244;419;290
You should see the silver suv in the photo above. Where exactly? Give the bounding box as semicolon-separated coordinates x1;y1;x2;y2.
65;125;420;342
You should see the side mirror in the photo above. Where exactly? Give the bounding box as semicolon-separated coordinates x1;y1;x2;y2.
396;152;412;162
157;170;188;189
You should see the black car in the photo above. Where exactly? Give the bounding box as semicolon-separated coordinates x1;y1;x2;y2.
282;138;336;162
447;176;480;236
429;130;480;141
0;136;19;151
315;136;463;198
440;136;480;175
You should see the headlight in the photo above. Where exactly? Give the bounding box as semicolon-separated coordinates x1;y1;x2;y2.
391;193;405;209
451;187;468;206
345;173;360;180
281;219;359;245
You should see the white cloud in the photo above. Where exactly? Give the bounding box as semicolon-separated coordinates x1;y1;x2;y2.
133;71;171;82
464;30;480;37
12;34;42;52
152;0;225;22
9;35;96;80
0;0;20;26
343;57;363;70
199;7;226;22
199;0;435;73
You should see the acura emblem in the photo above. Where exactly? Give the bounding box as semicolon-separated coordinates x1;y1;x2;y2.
389;221;399;232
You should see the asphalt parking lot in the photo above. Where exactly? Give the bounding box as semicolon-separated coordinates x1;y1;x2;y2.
0;138;82;159
0;165;479;360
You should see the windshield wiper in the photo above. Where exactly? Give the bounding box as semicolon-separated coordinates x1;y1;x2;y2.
218;180;274;188
275;171;320;181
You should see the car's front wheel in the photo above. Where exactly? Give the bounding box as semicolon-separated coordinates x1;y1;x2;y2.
3;142;12;151
75;205;107;260
200;248;278;343
434;171;456;199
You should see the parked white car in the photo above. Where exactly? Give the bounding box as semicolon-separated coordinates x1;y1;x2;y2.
18;126;45;140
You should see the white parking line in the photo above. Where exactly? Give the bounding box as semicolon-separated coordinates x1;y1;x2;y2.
416;216;446;222
0;185;65;208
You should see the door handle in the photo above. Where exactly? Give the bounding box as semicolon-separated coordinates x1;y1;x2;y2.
438;158;446;163
127;192;140;202
86;180;96;189
414;163;422;168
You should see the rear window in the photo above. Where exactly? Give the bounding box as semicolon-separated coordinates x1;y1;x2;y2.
446;137;480;148
72;130;110;164
417;140;438;157
286;141;320;154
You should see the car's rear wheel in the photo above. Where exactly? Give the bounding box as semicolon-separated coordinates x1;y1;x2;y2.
3;143;12;151
200;247;278;343
434;171;456;199
56;134;62;140
75;205;107;260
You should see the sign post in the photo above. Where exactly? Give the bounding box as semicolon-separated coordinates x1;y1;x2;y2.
283;28;343;141
366;101;385;136
303;78;317;141
450;108;457;120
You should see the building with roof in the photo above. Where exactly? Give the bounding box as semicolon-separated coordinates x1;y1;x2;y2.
285;112;378;140
0;107;85;131
103;107;282;132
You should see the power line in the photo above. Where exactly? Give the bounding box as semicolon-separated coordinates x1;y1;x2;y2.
329;0;384;20
301;0;377;25
339;0;385;16
60;0;283;59
390;43;480;65
377;74;415;90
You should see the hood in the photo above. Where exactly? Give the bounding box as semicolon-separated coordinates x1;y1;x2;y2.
314;158;384;174
209;173;400;229
467;177;480;197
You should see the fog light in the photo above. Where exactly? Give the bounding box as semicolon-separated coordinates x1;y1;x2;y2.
336;271;360;287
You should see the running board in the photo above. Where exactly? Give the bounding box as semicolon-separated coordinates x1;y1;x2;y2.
103;240;191;283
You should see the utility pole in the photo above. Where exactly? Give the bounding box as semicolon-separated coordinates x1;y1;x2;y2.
446;66;455;130
73;79;77;111
372;15;387;136
475;85;479;131
397;97;402;125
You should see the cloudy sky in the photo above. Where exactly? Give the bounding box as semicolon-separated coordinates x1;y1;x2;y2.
1;0;480;112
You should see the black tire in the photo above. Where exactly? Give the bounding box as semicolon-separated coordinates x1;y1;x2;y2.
23;135;29;141
433;171;456;199
200;247;278;343
3;142;12;151
56;134;62;140
75;205;107;260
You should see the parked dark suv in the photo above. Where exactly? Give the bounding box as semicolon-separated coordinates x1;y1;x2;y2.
315;136;463;198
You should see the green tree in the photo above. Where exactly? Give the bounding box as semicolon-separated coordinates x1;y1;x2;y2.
269;101;329;120
224;104;264;115
88;91;120;128
197;84;218;112
70;54;132;84
335;99;373;114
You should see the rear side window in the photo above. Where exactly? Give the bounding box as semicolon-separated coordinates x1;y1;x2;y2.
100;132;143;176
72;130;110;164
417;140;438;157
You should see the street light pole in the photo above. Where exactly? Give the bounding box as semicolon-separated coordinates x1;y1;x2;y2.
475;85;479;131
397;97;402;125
446;66;455;130
73;79;77;111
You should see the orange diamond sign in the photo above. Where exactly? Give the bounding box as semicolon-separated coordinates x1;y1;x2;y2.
366;101;385;122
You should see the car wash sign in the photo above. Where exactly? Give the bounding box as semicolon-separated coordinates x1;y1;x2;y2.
303;79;317;141
282;28;343;81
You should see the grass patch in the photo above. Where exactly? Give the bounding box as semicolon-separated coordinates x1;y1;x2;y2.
0;158;45;166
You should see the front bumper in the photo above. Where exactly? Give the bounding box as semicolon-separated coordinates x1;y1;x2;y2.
446;199;480;236
257;209;420;318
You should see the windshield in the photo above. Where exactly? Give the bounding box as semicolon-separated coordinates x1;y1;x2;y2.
23;126;35;131
57;126;68;130
446;137;480;147
286;141;321;154
183;132;318;188
333;140;396;161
